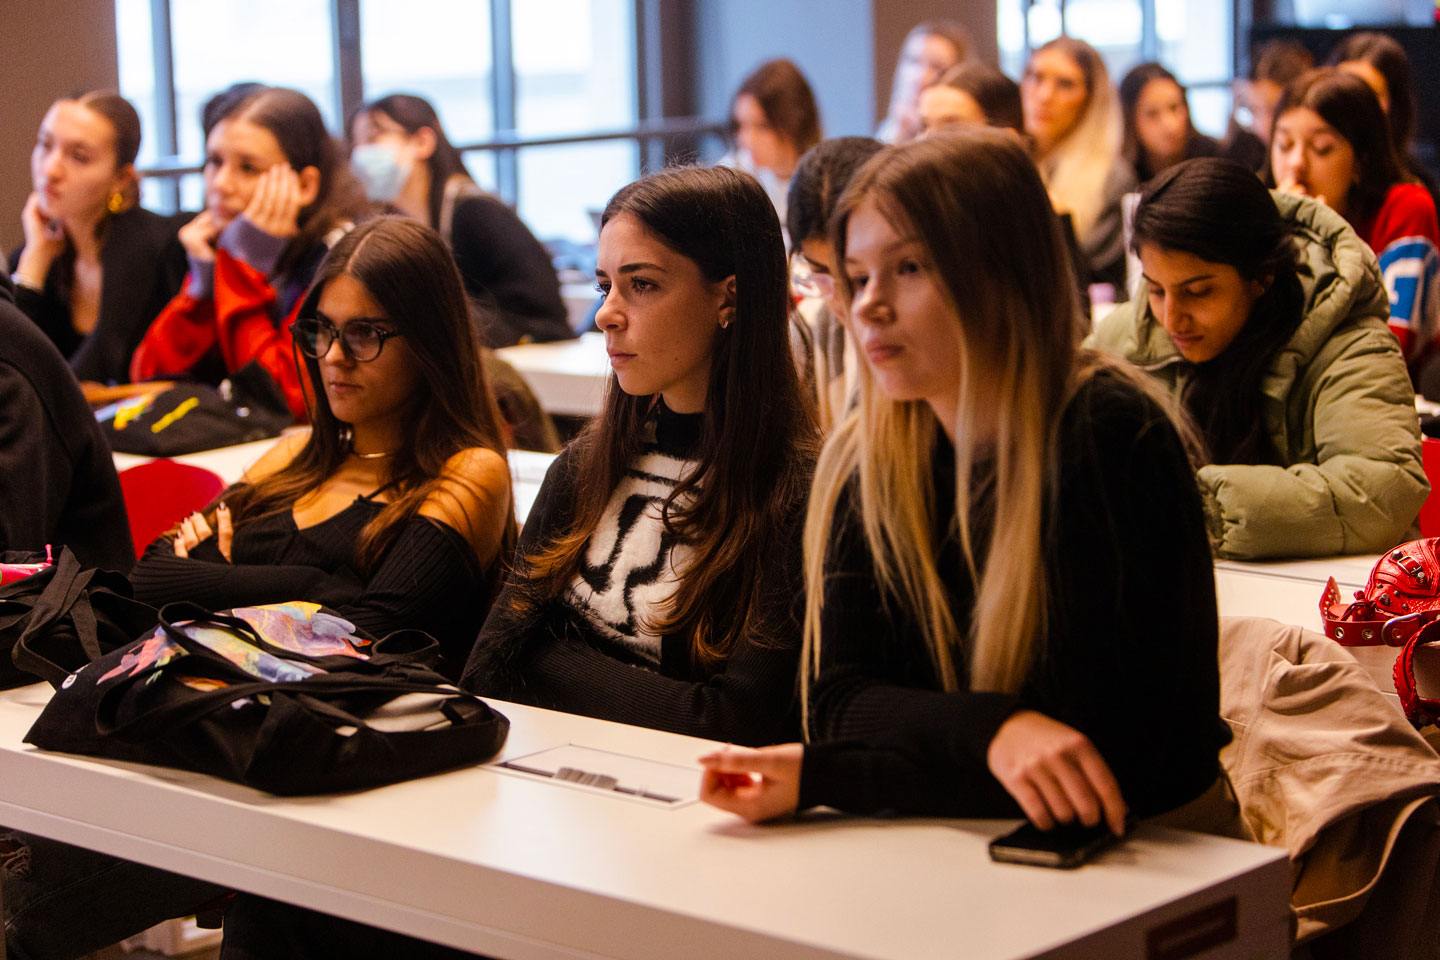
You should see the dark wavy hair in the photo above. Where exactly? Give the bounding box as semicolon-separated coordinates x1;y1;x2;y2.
206;86;369;276
1270;68;1405;228
223;216;514;571
518;166;820;670
350;93;475;228
730;59;823;160
1328;32;1422;182
786;136;885;250
1132;157;1305;465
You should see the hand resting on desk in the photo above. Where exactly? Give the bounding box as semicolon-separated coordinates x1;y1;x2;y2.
700;711;1128;835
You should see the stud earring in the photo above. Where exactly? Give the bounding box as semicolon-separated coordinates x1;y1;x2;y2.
106;192;125;214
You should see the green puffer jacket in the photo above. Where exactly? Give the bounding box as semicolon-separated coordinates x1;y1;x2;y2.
1088;192;1427;560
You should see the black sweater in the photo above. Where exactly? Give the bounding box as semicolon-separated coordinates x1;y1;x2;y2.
9;208;187;384
0;274;134;571
450;194;572;348
129;496;493;680
801;371;1228;819
461;406;807;746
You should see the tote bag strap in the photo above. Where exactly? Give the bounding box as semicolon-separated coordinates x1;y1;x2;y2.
95;666;491;742
11;549;103;685
156;602;384;673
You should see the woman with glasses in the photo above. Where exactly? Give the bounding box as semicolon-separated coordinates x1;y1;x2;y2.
6;216;515;960
129;215;515;678
215;164;821;960
130;86;368;420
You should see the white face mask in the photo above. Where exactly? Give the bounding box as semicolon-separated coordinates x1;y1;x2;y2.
350;141;413;204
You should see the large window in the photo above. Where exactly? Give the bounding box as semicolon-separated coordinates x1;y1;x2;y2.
115;0;645;243
360;0;496;190
998;0;1234;135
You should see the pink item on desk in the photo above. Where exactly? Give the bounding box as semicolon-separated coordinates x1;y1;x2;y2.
0;545;53;585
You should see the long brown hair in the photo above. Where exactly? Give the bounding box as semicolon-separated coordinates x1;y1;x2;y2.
520;166;820;669
731;60;823;160
1270;68;1406;228
222;216;515;571
805;131;1194;718
209;87;369;276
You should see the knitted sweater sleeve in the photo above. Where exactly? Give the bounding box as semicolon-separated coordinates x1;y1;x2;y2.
132;516;489;679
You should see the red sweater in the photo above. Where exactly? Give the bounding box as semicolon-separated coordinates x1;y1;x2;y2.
1359;183;1440;368
130;217;315;420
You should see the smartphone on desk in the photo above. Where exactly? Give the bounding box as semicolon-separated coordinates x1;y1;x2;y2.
988;820;1126;869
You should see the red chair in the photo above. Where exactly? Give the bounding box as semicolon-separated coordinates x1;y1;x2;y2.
118;459;227;558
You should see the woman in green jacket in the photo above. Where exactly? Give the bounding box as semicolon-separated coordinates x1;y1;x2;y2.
1090;157;1426;559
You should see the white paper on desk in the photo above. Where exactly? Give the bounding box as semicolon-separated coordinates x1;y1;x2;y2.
492;743;699;807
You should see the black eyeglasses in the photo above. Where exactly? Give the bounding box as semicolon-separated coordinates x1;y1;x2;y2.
290;317;404;362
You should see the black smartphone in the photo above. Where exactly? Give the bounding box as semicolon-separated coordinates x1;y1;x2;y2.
987;820;1125;869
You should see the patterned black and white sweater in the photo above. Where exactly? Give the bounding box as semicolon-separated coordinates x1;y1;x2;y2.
460;401;807;746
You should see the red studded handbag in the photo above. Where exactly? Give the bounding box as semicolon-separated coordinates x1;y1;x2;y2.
1320;539;1440;649
1320;539;1440;726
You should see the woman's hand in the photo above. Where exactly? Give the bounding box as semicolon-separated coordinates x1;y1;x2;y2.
177;210;221;263
16;192;67;283
173;503;233;561
986;710;1127;836
243;165;305;238
698;743;803;822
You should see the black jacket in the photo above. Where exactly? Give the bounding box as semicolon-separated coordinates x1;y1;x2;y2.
0;273;134;571
449;194;572;348
9;207;187;384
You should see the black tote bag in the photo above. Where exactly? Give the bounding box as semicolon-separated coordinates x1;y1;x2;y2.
25;602;510;795
0;547;157;690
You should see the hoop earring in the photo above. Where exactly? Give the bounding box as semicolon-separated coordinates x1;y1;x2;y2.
106;192;125;214
339;424;354;450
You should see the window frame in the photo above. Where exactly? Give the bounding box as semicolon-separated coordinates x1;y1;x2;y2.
130;0;728;225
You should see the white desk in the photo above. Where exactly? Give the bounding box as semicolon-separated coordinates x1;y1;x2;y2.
507;449;555;526
113;443;556;527
1214;556;1405;721
495;332;610;418
0;683;1289;960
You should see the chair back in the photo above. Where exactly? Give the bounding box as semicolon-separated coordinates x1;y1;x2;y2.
118;459;226;558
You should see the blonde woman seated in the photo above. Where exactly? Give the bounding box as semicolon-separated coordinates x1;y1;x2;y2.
701;132;1229;833
1022;37;1137;296
1090;158;1425;559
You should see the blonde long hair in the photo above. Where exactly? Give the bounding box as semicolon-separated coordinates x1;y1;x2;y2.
1029;37;1123;243
801;131;1186;728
